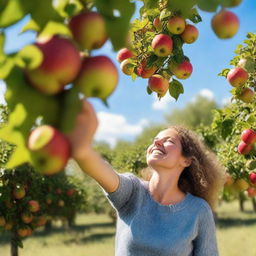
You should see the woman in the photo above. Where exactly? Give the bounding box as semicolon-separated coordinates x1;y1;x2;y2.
68;99;226;256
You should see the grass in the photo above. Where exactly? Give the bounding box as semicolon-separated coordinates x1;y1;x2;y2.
0;199;256;256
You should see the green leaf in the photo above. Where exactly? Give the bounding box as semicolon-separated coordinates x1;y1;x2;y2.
15;45;43;70
0;0;26;27
167;0;197;18
21;19;40;33
38;21;72;39
197;0;219;12
0;33;5;59
169;79;184;100
218;68;230;77
147;86;153;95
94;0;136;50
221;119;234;139
0;57;14;79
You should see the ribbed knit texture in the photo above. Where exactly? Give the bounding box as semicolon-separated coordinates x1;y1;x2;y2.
101;172;219;256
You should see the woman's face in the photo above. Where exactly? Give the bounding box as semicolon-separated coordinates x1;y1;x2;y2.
146;128;190;171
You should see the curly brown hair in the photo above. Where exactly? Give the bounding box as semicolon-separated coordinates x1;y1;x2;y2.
141;125;226;212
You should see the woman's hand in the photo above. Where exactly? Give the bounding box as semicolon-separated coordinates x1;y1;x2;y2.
67;99;98;160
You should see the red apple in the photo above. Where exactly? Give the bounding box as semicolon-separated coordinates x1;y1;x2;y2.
116;48;134;63
180;24;199;44
69;12;107;50
237;88;254;103
211;10;239;39
0;216;6;226
74;56;118;101
34;216;47;226
17;228;28;237
28;200;40;212
28;125;71;175
169;60;193;79
153;17;162;31
227;67;248;87
151;34;173;57
167;16;186;35
21;213;33;224
237;141;253;155
241;129;256;145
246;187;256;197
120;59;134;76
249;172;256;185
136;61;158;78
148;74;169;96
66;188;76;196
26;35;81;95
13;185;26;199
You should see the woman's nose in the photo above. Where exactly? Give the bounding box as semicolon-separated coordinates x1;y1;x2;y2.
154;138;163;146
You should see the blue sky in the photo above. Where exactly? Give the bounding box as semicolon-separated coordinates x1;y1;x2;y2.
1;1;256;146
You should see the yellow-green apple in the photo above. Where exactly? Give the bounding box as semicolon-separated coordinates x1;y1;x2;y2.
28;200;40;213
151;34;173;57
148;74;169;97
169;60;193;79
58;199;65;207
180;24;199;44
116;48;134;63
222;0;243;7
237;141;253;155
21;213;33;224
66;188;76;196
74;56;118;101
17;228;28;237
153;17;162;31
211;10;239;39
249;172;256;185
167;16;186;34
136;61;158;78
227;67;248;87
13;185;26;199
237;88;254;103
26;35;81;95
28;125;71;175
120;59;134;76
69;12;107;50
241;129;256;144
234;178;249;191
0;216;6;226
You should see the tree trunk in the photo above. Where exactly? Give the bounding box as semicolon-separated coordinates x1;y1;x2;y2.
252;197;256;212
239;193;245;212
11;231;19;256
44;220;52;232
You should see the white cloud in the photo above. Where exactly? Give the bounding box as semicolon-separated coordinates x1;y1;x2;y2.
0;80;6;105
152;93;175;110
221;96;233;106
95;111;149;147
198;89;215;100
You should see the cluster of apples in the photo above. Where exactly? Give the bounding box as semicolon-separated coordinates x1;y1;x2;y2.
117;15;198;98
226;58;255;103
238;129;256;155
25;11;119;175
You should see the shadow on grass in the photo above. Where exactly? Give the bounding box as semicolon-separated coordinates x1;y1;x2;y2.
0;221;116;245
216;217;256;228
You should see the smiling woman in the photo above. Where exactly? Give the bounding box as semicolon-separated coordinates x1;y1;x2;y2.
68;99;226;256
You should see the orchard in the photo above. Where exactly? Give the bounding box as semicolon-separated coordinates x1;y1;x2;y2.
0;0;256;255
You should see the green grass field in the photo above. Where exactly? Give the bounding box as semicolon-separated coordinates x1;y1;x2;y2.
0;199;255;256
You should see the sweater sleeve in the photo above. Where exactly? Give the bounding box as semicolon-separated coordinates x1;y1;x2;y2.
101;172;136;212
193;203;219;256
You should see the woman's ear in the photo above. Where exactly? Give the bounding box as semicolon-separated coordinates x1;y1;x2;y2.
184;157;192;167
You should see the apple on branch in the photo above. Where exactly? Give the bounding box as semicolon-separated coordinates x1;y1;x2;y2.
136;60;158;78
180;24;199;44
26;35;81;95
151;34;173;57
148;74;169;97
237;88;254;103
28;125;71;175
241;129;256;145
169;60;193;80
227;67;248;87
69;12;108;50
211;10;239;39
167;16;186;35
74;56;118;105
116;48;134;63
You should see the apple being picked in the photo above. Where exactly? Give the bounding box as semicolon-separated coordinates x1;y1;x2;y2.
227;67;248;87
26;35;81;95
169;60;193;79
28;125;71;175
74;56;118;102
148;74;169;97
69;12;107;50
211;10;239;39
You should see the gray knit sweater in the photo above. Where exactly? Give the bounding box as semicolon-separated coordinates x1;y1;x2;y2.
102;172;219;256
